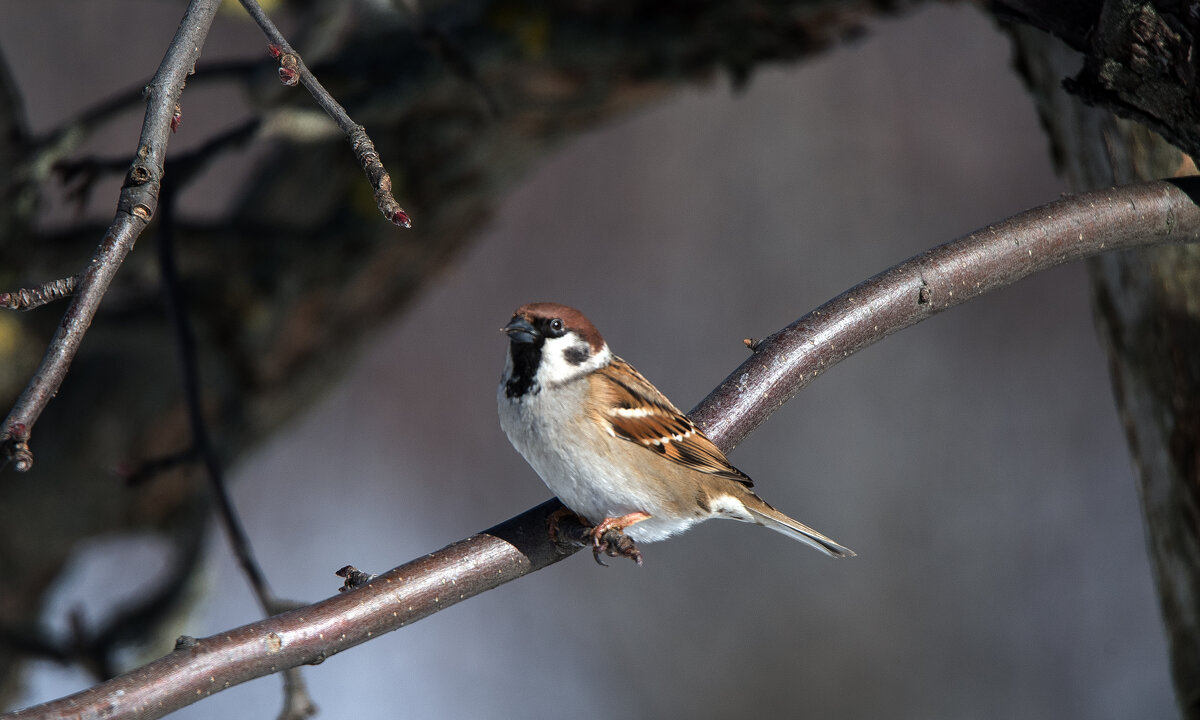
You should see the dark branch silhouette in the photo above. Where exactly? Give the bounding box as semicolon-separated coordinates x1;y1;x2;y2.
157;159;314;718
1;0;419;472
0;0;223;472
7;178;1199;720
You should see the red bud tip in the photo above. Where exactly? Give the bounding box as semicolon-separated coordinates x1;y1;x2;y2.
278;67;299;86
171;105;183;133
391;209;412;228
267;43;282;59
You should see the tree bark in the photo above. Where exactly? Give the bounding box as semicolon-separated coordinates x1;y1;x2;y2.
1003;1;1200;714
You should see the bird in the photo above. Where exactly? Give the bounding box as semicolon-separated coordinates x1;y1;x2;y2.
497;301;854;565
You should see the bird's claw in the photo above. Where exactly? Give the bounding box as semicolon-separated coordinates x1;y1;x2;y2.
591;528;643;567
545;507;645;566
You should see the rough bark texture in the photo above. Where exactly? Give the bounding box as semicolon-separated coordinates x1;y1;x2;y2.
1003;1;1200;715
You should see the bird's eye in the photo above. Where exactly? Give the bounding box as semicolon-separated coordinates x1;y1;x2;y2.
548;318;565;336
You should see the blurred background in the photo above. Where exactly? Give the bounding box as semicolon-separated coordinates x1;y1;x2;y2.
0;1;1174;718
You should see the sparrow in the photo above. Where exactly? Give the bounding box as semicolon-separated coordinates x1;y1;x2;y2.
497;302;854;565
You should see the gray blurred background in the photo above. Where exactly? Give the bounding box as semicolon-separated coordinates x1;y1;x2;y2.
5;3;1173;718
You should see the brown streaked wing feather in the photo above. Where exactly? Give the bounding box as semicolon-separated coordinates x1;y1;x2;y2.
590;357;753;487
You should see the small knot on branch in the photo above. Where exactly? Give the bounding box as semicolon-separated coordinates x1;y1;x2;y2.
174;635;199;650
336;565;377;591
129;163;153;185
4;439;33;472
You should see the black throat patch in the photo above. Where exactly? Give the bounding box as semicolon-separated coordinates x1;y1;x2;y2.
505;340;542;398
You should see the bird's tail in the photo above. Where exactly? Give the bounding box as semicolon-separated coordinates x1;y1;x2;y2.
745;503;855;558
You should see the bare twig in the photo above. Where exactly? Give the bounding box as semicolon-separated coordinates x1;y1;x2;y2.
157;186;275;613
406;1;502;119
0;0;223;472
279;668;318;720
20;59;258;219
33;60;256;165
239;0;412;228
0;276;79;311
118;446;199;487
0;515;205;683
418;22;503;117
6;179;1199;720
53;118;261;213
157;184;316;719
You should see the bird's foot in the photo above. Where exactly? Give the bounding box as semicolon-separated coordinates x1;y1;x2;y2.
591;529;643;567
588;512;650;567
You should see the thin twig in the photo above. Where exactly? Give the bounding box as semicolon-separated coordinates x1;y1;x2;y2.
238;0;412;228
405;0;502;119
6;179;1199;720
33;60;256;159
0;514;206;683
418;22;503;117
0;0;223;472
0;276;79;311
118;446;199;487
22;60;258;215
157;186;275;613
157;183;316;720
54;118;263;213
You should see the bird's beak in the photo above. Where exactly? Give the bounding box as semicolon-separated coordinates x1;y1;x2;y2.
501;316;539;344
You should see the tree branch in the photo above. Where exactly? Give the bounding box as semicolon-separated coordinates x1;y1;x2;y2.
0;0;223;472
0;277;78;312
7;178;1200;719
30;59;257;181
238;0;412;228
690;178;1200;448
52;117;262;216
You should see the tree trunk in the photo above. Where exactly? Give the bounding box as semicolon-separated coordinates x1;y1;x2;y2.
1005;1;1200;713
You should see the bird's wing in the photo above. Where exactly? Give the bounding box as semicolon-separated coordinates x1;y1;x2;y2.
589;357;753;487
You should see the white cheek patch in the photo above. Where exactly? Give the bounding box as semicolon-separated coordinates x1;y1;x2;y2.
537;336;612;387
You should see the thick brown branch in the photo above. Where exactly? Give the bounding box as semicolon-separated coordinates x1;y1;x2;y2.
239;0;412;228
0;0;222;472
690;178;1200;447
7;179;1200;719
